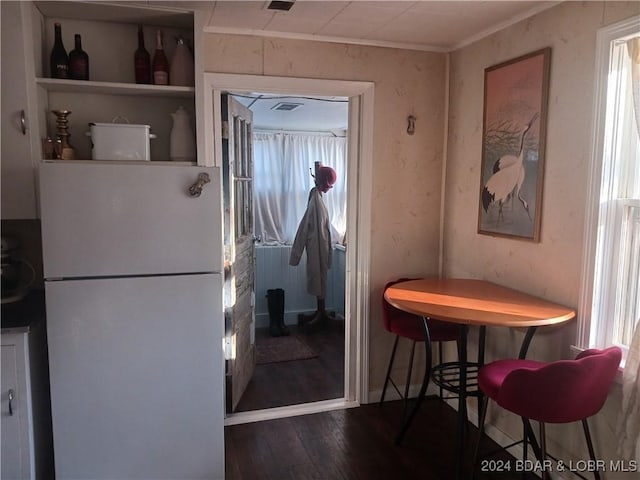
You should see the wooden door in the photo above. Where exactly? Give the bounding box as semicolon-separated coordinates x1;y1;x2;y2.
222;94;256;412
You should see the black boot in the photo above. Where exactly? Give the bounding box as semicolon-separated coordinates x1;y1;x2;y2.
275;289;289;336
266;289;282;337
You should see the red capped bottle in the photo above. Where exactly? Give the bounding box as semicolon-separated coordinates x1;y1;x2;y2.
151;29;169;85
69;34;89;80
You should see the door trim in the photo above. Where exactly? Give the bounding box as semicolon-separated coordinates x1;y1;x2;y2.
202;73;374;421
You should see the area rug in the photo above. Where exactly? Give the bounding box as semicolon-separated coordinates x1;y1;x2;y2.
256;335;318;365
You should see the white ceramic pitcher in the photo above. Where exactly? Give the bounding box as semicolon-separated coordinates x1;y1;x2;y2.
169;106;196;162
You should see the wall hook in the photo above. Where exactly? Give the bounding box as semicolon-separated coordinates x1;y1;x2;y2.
407;115;416;135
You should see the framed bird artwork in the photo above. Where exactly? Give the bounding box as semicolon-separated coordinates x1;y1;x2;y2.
478;47;551;242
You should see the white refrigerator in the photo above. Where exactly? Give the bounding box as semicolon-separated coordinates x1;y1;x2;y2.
40;162;225;480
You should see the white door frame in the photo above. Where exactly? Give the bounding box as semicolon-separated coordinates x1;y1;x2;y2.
202;73;374;425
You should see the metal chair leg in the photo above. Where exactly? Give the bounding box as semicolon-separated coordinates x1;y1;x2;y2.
521;418;529;480
380;335;400;406
437;341;443;399
471;396;489;479
402;340;417;418
539;422;549;480
453;327;468;480
582;419;601;480
456;334;469;423
477;327;486;417
522;419;528;461
524;418;542;466
395;317;433;445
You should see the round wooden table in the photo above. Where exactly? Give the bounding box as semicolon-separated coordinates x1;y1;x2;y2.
384;278;576;479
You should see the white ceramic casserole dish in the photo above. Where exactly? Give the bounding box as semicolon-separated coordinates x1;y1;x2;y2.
86;123;156;161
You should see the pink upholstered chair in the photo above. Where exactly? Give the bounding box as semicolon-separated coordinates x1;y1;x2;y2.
473;346;622;480
380;279;461;427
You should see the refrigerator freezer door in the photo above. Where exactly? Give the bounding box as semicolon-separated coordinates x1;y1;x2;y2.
40;162;222;278
46;274;224;480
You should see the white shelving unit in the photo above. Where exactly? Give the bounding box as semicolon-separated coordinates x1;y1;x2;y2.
31;1;197;163
2;1;203;219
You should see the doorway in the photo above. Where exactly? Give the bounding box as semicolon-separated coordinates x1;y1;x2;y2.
234;92;348;413
203;73;374;425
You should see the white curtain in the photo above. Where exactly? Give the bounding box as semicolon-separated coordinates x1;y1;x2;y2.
253;132;347;245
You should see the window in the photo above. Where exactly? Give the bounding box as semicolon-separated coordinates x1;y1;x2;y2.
579;16;640;365
232;115;253;239
253;132;348;245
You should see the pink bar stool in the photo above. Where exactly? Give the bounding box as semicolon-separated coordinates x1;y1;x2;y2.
473;346;622;480
380;278;461;441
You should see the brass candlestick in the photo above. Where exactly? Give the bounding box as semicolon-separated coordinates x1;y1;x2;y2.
51;109;76;160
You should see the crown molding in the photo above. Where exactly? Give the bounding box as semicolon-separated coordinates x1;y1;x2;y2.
452;1;562;50
202;26;449;52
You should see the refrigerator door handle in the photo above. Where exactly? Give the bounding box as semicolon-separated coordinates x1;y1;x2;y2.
188;172;211;197
8;389;14;415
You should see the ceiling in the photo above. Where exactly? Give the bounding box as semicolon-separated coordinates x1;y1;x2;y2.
232;93;349;133
121;1;558;130
184;1;557;131
198;0;558;52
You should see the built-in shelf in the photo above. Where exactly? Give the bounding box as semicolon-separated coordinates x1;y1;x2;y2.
43;159;196;166
36;78;195;98
33;1;193;28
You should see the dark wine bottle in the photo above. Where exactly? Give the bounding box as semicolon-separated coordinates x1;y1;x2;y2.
134;25;151;84
50;23;69;79
151;29;169;85
69;34;89;80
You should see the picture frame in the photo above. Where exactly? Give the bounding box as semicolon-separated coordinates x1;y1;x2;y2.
477;47;551;242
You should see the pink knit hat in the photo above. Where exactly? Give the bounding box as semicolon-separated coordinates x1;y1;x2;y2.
317;166;337;190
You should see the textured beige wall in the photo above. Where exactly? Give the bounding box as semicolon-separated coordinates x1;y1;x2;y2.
202;34;447;393
445;0;639;471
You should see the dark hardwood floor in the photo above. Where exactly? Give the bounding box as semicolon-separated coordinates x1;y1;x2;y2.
235;320;345;412
226;398;536;479
229;321;535;479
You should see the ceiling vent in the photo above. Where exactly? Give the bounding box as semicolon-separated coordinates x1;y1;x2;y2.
267;1;295;12
271;102;303;112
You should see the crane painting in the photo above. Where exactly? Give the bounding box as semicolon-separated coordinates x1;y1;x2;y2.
478;48;551;241
482;112;539;221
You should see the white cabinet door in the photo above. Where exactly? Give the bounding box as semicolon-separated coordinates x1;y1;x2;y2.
40;162;222;278
1;2;38;219
46;273;225;480
1;334;34;480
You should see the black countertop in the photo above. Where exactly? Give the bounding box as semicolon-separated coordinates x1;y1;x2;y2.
1;289;46;330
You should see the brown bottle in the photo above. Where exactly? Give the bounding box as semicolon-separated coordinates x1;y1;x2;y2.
50;23;69;79
151;30;169;85
69;34;89;80
134;25;151;84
